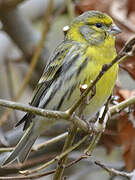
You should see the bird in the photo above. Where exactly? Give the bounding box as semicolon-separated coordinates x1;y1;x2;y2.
2;10;121;166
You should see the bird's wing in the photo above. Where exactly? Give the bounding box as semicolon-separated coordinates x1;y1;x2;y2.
16;40;82;130
30;40;80;107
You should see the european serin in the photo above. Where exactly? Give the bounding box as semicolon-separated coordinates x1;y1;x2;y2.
3;10;121;165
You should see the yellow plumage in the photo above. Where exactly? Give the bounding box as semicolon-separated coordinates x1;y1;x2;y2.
2;10;121;165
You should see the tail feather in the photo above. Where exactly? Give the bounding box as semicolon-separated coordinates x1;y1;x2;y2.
15;113;35;130
2;122;36;166
17;135;38;164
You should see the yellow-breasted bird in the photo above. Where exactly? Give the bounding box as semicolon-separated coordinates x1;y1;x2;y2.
2;11;121;165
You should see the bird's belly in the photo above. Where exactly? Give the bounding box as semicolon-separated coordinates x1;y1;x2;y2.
83;74;116;118
36;64;118;134
44;64;118;120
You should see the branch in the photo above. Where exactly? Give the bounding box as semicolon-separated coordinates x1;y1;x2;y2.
35;132;68;151
84;96;111;156
0;96;135;131
53;125;77;180
110;95;135;115
53;81;91;180
0;155;87;179
0;169;55;179
95;161;135;179
20;135;89;174
66;0;75;21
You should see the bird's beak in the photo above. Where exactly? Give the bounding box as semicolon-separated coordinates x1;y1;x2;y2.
109;24;122;35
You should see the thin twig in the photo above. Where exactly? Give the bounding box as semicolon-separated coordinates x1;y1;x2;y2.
0;169;55;179
5;60;15;103
19;135;89;175
66;0;75;21
5;59;17;123
53;82;91;179
53;125;77;180
66;155;87;168
84;97;111;156
95;161;135;179
110;96;135;115
0;154;87;179
35;132;68;151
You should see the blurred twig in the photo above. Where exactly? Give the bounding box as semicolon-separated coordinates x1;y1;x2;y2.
0;170;55;179
110;1;135;33
5;59;17;124
13;0;53;100
0;0;53;126
66;0;75;21
5;60;15;102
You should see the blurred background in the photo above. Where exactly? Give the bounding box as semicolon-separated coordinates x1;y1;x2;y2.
0;0;135;179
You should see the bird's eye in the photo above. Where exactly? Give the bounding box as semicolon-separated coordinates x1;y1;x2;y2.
95;23;102;28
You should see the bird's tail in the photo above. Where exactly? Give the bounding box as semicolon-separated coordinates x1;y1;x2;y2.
2;121;38;166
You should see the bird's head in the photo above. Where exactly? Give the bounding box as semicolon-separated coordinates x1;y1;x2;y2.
66;11;121;45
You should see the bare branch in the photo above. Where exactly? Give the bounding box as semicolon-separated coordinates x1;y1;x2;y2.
53;125;77;180
0;154;87;179
84;97;111;156
0;96;135;131
0;99;89;132
110;96;135;115
95;161;135;179
20;135;89;175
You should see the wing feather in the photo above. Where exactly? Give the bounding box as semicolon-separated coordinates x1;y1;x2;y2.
16;40;82;129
